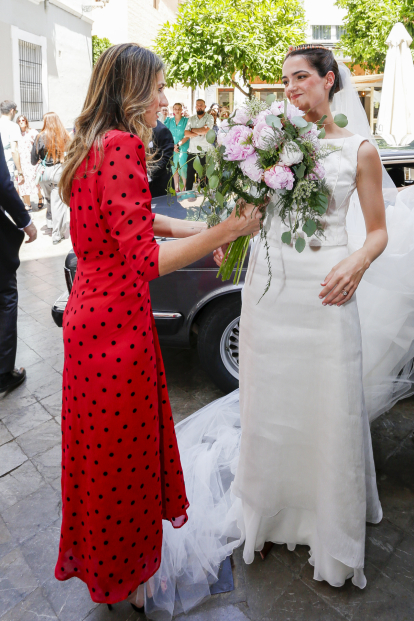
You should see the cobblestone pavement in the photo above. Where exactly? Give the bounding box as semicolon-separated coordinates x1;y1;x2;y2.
1;208;414;621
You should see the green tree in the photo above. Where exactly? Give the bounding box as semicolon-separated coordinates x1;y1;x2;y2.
336;0;413;72
92;35;112;65
154;0;306;98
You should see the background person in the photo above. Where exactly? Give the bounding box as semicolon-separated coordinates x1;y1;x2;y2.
31;112;71;244
56;42;261;612
16;115;44;212
0;136;37;395
164;103;189;192
149;119;174;197
184;98;213;192
158;105;169;123
0;100;24;186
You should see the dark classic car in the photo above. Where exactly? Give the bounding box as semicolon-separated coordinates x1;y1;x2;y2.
52;146;414;393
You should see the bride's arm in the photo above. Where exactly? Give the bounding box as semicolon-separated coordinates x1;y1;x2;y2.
319;141;388;307
153;213;207;238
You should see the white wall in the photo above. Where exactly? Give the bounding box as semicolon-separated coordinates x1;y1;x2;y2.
303;0;347;38
0;0;93;129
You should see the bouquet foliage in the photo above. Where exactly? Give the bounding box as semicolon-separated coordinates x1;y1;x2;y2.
172;95;347;296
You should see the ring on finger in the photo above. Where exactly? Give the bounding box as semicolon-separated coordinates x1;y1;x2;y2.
341;289;348;296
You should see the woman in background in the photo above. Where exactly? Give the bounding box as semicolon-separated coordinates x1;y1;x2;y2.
31;112;71;244
16;115;43;212
164;103;189;192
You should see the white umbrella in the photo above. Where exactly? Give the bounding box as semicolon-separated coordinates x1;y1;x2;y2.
376;22;414;146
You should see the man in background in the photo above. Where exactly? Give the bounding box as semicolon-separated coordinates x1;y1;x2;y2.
149;120;174;198
158;106;169;124
0;136;37;395
184;99;214;192
0;100;25;186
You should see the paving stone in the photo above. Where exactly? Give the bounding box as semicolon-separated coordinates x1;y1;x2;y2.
15;419;60;459
0;586;58;620
0;460;46;512
0;514;15;562
31;375;63;402
263;578;344;621
371;405;414;444
40;390;62;418
380;436;414;488
299;560;381;621
365;519;404;570
0;422;13;447
382;532;414;595
84;601;142;620
31;444;62;483
22;359;60;389
0;392;37;418
41;573;98;621
352;569;414;621
0;548;39;617
12;347;43;370
0;442;28;477
2;484;60;545
2;402;52;438
377;474;414;534
20;519;60;585
270;543;310;577
242;549;294;618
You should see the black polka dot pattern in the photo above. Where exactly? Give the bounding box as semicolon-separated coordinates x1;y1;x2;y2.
55;130;189;606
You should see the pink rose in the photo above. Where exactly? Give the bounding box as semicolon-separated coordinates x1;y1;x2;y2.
239;153;264;183
252;109;271;126
232;107;250;125
308;161;325;180
264;165;295;191
270;100;304;120
222;125;254;161
252;117;276;150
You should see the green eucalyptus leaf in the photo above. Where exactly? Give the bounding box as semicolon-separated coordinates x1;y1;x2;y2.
291;115;307;128
317;114;327;127
206;161;215;178
281;231;292;245
302;218;317;237
318;194;329;207
266;93;276;106
318;127;326;139
209;175;219;190
215;191;224;207
334;113;348;128
196;145;202;151
298;122;314;136
266;114;282;128
294;163;306;179
219;145;226;155
295;236;306;253
193;156;204;177
206;129;217;144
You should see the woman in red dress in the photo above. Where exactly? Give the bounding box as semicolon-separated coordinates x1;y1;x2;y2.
56;44;261;611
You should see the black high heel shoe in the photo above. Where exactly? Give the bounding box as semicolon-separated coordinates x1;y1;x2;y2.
107;604;113;611
131;603;145;613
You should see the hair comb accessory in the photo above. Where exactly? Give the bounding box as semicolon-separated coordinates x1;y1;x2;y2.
286;43;333;57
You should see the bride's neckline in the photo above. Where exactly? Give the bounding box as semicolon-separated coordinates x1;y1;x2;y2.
320;135;356;141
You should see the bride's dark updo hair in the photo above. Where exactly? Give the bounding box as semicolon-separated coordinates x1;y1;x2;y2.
284;45;341;102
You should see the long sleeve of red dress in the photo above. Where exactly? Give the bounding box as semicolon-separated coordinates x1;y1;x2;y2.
55;130;189;605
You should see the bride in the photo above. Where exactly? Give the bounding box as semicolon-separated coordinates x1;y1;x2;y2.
134;45;414;619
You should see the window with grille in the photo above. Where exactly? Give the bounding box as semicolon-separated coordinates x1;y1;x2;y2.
335;26;347;40
312;25;332;41
19;40;43;122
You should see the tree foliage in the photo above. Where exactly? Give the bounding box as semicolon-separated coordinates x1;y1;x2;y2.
154;0;306;97
336;0;413;72
92;35;112;65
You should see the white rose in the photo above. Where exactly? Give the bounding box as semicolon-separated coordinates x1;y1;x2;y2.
279;142;304;167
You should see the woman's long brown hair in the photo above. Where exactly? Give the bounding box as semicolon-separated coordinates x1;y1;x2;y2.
59;43;164;205
36;112;70;164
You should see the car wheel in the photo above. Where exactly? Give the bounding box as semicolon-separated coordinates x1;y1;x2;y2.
197;295;241;393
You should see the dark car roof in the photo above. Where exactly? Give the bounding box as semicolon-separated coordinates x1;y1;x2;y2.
151;194;211;223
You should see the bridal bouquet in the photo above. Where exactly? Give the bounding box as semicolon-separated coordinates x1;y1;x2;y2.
178;96;347;296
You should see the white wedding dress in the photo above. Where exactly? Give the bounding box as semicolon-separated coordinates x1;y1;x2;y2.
136;131;414;620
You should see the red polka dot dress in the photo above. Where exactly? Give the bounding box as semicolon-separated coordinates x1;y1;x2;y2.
55;130;189;604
